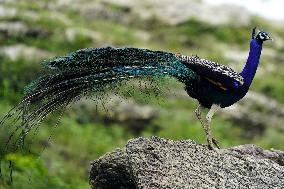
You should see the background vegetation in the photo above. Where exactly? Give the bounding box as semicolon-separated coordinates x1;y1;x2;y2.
0;0;283;188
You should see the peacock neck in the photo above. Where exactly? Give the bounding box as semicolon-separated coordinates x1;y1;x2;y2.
240;39;262;87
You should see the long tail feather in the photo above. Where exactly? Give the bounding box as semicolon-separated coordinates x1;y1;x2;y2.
25;47;196;115
0;47;196;154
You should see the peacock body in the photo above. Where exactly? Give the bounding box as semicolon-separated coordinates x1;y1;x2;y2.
1;28;271;151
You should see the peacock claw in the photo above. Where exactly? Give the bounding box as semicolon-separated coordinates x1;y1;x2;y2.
207;137;220;151
212;137;220;149
207;142;214;150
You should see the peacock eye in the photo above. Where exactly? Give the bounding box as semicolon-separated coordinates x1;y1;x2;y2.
258;33;266;40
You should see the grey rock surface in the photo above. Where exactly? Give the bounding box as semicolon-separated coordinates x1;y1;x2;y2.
48;0;251;26
0;44;52;61
90;137;284;189
103;0;251;26
0;22;49;38
72;96;157;134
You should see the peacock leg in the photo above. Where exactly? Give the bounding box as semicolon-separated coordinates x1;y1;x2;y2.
204;104;221;150
195;104;205;126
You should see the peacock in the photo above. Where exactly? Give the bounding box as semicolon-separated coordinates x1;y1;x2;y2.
0;27;271;151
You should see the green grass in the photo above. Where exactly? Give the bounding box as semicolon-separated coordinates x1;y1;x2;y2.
0;0;284;188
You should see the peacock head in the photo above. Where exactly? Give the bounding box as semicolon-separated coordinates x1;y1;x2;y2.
252;27;272;44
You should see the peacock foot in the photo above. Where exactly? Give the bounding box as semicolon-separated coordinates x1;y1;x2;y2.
207;136;220;151
212;137;220;149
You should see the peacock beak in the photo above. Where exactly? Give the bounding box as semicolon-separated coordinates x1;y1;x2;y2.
266;35;273;41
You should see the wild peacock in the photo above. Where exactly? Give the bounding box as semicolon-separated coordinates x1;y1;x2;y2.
0;28;271;151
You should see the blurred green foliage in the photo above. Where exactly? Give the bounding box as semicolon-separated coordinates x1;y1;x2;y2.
0;0;284;188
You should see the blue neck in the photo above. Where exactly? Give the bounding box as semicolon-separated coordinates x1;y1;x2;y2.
240;39;262;87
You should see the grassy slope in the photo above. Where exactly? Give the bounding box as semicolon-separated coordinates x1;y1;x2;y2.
0;1;284;188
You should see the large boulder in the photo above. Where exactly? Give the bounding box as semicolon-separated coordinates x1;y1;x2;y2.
90;137;284;189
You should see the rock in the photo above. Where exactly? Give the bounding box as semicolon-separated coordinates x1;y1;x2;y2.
73;96;157;123
46;12;73;26
103;0;251;26
221;91;284;136
133;30;151;42
51;0;251;26
104;95;157;122
0;22;28;36
0;5;17;17
0;44;52;61
65;27;102;43
0;2;71;25
89;149;136;189
0;4;39;21
222;104;284;137
54;1;132;25
71;96;158;133
243;91;284;117
0;22;49;38
90;137;284;188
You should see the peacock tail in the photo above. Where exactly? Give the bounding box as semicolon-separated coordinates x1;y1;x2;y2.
24;47;196;118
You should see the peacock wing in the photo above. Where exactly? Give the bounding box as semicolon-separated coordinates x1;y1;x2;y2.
178;55;244;90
